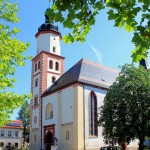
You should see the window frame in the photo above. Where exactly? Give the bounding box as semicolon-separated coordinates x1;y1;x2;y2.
45;103;53;120
55;62;59;71
8;131;12;137
34;95;38;106
38;61;40;70
66;131;69;141
89;91;98;137
35;63;37;72
53;46;56;53
15;143;18;148
1;130;4;136
0;142;4;147
52;76;56;83
35;78;38;87
49;60;53;69
15;131;19;137
34;116;37;124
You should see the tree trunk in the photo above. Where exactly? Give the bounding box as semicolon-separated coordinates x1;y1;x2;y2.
23;126;26;146
121;142;127;150
139;138;145;150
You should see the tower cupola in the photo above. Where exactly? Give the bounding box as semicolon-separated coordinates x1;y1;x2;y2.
38;10;59;33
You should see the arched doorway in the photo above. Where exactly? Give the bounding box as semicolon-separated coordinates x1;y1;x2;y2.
45;130;54;150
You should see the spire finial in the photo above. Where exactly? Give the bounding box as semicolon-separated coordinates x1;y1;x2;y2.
49;0;51;8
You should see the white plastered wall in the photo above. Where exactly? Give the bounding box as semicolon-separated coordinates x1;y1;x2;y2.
84;85;139;150
0;128;23;149
32;108;39;128
47;74;60;88
42;86;74;150
36;33;60;55
84;86;107;149
61;87;73;124
42;93;59;137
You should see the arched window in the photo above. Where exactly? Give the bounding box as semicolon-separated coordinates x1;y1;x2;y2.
55;62;59;71
35;63;37;72
45;103;53;120
89;91;98;136
53;46;56;53
52;76;56;83
35;78;38;87
49;60;53;69
34;116;37;124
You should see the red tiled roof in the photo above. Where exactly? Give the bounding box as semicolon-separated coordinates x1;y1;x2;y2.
2;120;23;129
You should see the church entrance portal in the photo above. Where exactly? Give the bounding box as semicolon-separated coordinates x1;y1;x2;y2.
44;125;55;150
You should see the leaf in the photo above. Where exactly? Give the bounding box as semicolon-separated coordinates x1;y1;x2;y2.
125;24;135;32
63;19;74;28
95;1;104;10
0;0;30;126
47;0;150;62
107;10;115;20
13;27;20;33
55;12;64;23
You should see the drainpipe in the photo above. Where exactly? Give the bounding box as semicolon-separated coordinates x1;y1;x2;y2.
83;85;86;150
40;97;43;150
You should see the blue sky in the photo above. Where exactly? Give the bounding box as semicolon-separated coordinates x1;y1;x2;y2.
11;0;134;119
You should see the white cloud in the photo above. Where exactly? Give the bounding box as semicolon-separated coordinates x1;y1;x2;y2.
89;42;102;63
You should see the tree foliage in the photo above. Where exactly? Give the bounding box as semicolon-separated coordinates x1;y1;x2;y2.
98;64;150;150
0;0;30;126
16;100;30;143
46;0;150;62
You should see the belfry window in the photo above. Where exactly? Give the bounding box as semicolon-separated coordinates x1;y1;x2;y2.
89;91;98;136
49;60;53;69
45;103;53;120
55;62;59;71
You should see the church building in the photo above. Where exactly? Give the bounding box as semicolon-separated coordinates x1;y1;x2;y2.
30;10;138;150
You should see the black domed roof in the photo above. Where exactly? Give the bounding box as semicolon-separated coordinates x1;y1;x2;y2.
38;9;59;32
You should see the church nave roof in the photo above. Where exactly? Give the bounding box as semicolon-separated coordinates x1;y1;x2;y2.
42;58;119;97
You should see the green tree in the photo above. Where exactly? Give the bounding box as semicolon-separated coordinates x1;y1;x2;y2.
46;0;150;62
98;64;150;150
0;0;30;126
16;100;30;144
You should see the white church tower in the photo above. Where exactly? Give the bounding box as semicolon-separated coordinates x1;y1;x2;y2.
30;10;65;150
